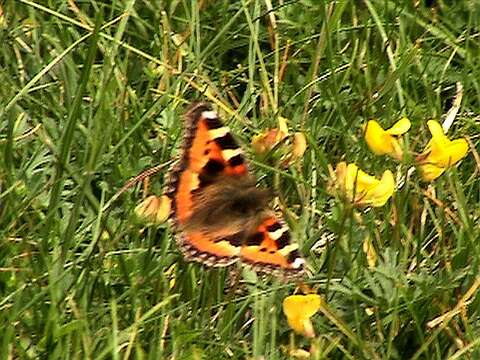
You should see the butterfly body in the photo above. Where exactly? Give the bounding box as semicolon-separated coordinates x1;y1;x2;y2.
165;102;305;277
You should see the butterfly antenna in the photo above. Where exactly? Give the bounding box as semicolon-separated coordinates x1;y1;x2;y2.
106;161;173;209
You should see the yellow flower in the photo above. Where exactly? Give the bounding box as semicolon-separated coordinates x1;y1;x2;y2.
251;128;287;154
364;118;411;160
251;116;308;166
333;162;395;207
417;120;469;181
135;195;171;224
283;294;322;337
251;116;289;154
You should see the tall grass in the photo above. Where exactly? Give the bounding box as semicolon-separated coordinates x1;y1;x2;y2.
1;1;479;358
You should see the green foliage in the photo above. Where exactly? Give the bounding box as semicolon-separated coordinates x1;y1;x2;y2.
1;0;479;358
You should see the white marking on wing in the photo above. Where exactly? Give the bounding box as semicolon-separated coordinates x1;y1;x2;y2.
208;126;230;139
202;110;218;119
269;226;288;241
291;257;305;269
222;148;243;160
278;243;299;256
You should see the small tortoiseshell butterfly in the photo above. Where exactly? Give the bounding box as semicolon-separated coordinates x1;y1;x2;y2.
164;102;305;278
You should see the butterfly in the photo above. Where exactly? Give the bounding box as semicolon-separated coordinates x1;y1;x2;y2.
164;102;305;278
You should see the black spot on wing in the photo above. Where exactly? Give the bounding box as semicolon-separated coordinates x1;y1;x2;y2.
286;250;301;264
204;116;224;130
215;133;238;149
276;231;290;249
228;154;244;167
197;159;225;188
245;232;264;246
266;222;282;232
215;232;244;247
203;159;225;174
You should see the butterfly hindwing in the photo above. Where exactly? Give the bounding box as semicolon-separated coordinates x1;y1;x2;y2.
241;216;305;276
176;230;240;267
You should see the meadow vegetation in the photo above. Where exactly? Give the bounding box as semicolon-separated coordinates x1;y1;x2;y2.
1;0;479;358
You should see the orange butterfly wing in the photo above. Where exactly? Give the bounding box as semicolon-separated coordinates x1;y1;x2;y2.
241;216;304;276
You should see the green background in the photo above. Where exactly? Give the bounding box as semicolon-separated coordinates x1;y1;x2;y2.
1;1;479;358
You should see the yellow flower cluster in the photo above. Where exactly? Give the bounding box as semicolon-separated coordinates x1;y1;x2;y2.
364;118;468;182
331;118;469;209
284;118;469;342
